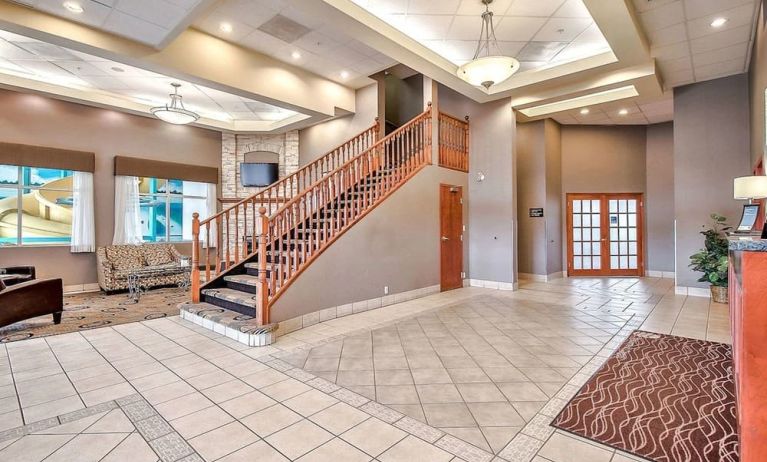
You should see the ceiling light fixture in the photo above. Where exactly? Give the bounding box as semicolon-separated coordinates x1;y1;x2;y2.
710;17;728;28
580;108;590;115
63;1;83;13
457;0;519;90
219;22;233;33
150;83;199;125
340;70;350;80
291;51;302;60
619;108;629;116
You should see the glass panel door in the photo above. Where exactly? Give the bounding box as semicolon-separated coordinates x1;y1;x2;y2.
567;193;643;277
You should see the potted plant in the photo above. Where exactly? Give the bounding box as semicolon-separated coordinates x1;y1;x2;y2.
689;213;731;303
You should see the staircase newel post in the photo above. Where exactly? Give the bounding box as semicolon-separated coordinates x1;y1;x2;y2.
374;117;380;142
257;207;269;325
191;213;200;303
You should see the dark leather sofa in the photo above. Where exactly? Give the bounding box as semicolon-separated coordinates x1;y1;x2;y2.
0;267;63;328
0;265;36;286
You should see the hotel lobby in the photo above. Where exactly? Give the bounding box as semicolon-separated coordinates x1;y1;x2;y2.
0;0;764;461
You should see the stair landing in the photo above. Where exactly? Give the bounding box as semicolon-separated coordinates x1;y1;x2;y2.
179;302;278;346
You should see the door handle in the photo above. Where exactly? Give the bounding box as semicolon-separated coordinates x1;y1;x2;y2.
441;236;449;241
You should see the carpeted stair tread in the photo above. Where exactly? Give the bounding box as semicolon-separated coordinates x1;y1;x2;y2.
202;287;257;308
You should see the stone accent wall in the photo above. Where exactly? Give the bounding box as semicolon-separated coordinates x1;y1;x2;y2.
220;130;300;199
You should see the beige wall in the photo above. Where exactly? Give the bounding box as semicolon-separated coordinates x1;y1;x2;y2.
298;84;379;167
0;89;221;287
545;120;563;275
750;1;767;168
517;121;547;275
645;122;675;272
270;166;468;322
674;74;751;288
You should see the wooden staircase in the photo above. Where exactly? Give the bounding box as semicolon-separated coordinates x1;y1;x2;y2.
190;107;436;326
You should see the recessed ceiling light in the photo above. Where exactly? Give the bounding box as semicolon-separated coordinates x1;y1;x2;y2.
580;108;590;115
219;22;233;33
291;51;301;60
619;108;629;116
340;70;350;80
63;1;83;13
710;17;728;28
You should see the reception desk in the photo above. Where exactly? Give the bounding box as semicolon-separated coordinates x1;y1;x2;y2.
728;238;767;461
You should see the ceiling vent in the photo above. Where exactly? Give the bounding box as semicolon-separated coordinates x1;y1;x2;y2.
257;14;311;43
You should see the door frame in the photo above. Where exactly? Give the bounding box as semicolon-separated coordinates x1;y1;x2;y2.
566;192;645;277
440;183;463;291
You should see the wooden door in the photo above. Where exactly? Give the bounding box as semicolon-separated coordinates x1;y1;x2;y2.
440;184;463;291
566;193;645;277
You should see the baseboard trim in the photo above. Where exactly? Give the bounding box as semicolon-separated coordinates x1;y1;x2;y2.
675;286;711;298
64;283;101;294
518;272;564;282
275;284;442;337
468;279;517;290
646;270;675;279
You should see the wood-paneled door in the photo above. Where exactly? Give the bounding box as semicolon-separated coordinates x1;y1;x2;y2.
566;193;645;277
440;184;463;291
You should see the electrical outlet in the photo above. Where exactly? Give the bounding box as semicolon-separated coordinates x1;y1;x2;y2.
384;286;389;295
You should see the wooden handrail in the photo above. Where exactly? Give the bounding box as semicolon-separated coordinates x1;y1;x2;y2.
438;112;469;172
191;119;379;302
261;107;433;317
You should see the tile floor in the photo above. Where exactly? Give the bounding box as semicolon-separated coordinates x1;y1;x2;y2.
0;277;731;462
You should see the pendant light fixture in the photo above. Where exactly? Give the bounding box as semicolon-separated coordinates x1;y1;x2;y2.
457;0;520;90
150;83;199;125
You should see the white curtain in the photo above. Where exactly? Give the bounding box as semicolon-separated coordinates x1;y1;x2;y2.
112;175;143;245
203;182;218;248
70;171;95;253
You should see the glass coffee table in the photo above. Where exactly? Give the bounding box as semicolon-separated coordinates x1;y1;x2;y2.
122;263;192;304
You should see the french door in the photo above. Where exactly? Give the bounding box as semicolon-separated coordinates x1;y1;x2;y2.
566;193;644;277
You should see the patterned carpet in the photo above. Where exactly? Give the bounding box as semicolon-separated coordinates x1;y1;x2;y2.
553;331;738;462
0;288;189;343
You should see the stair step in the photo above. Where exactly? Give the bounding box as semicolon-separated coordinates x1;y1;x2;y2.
223;274;260;294
202;287;258;316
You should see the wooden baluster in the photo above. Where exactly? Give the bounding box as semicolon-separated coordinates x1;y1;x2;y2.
191;213;200;303
242;204;248;260
205;222;211;282
464;116;470;172
224;212;230;272
215;216;222;275
256;207;269;325
233;207;240;265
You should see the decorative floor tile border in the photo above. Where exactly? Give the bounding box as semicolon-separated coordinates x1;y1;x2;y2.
0;400;119;443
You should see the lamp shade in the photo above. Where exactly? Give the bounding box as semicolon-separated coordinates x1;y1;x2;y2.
734;175;767;199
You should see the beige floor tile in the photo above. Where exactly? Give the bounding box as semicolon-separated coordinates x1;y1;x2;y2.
310;402;370;435
22;394;84;424
416;384;463;403
101;433;158;462
189;421;258;461
80;382;136;406
422;403;476;427
378;435;453;462
154;392;215;421
481;426;521;453
455;383;506;403
283;389;339;417
468;402;525;427
375;385;420;404
265;419;333;460
0;434;74;462
200;379;253;404
241;403;302;437
538;432;614;462
341;417;407;456
337;370;375;387
296;437;372;462
261;378;312;401
170;406;234;439
217;440;289;462
374;370;413;385
46;433;129;462
442;426;492;452
446;368;491;383
411;368;452;384
219;389;277;419
86;409;135;433
498;382;549;402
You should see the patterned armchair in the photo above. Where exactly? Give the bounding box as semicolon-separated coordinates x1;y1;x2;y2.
97;244;188;293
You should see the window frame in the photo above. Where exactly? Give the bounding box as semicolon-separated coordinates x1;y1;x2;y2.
0;164;74;248
138;177;207;244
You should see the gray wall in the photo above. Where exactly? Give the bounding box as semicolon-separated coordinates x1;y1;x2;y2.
439;85;517;284
270;166;468;322
385;74;424;129
0;89;221;287
645;122;675;272
545;120;563;275
674;74;751;288
298;84;378;167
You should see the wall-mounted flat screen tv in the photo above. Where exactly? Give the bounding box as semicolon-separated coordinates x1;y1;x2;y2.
241;162;278;187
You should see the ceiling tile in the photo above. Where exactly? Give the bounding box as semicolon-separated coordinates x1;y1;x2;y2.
691;42;747;67
195;12;256;42
694;56;746;80
31;0;112;28
517;41;567;61
456;0;513;16
638;1;685;31
366;0;409;16
645;23;687;48
211;0;279;29
115;0;187;29
631;0;679;14
403;15;453;40
494;17;548;41
689;24;752;53
532;17;591;42
682;0;756;20
102;10;170;45
650;41;690;60
554;0;592;18
448;15;483;41
657;55;692;73
408;0;461;15
685;3;756;39
507;0;566;17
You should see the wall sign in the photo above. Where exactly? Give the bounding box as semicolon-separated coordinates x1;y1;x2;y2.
529;208;544;217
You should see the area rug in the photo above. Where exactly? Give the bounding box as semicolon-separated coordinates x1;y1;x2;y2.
552;331;738;462
0;288;188;343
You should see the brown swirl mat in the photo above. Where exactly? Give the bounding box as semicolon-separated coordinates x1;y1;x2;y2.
552;331;738;462
0;288;188;343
